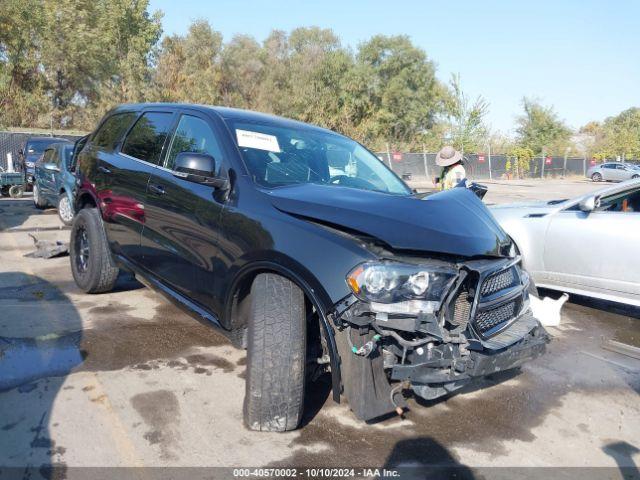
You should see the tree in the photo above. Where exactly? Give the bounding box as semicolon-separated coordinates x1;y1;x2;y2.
344;35;448;149
445;73;489;153
590;107;640;160
515;97;572;155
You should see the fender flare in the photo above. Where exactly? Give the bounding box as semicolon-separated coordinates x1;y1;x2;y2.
225;259;342;403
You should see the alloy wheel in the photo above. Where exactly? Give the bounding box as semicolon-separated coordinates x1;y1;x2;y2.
74;226;90;274
59;196;73;223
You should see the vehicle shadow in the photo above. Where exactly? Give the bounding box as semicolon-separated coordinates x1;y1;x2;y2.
383;437;475;479
0;272;83;477
410;367;522;410
0;197;60;232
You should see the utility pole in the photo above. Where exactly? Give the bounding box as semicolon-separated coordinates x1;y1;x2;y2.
385;143;393;170
563;147;570;177
422;144;429;180
487;142;492;180
541;148;545;179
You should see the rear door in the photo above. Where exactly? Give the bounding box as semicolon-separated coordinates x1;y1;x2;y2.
96;110;175;264
141;110;227;308
601;164;616;181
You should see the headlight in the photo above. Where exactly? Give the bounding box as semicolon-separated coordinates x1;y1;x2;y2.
346;261;457;304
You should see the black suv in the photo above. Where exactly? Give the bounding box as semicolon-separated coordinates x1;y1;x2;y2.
71;104;548;431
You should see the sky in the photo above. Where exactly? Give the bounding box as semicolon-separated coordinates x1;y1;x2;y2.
148;0;640;134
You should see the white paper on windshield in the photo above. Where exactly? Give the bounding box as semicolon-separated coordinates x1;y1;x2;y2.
236;129;281;153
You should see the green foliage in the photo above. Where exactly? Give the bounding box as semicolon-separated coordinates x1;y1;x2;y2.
2;3;637;157
515;97;572;155
445;73;489;153
507;145;534;179
590;107;640;160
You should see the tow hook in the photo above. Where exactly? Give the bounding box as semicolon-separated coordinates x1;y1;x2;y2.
390;381;410;417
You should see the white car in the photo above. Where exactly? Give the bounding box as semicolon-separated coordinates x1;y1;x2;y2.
490;179;640;307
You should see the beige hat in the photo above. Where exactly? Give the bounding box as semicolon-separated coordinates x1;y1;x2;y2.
436;146;463;167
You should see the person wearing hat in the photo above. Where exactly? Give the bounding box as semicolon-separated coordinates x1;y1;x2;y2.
434;145;465;190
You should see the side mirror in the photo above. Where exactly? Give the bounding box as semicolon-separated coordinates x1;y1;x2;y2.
579;195;598;212
173;152;228;190
44;163;59;172
455;178;488;200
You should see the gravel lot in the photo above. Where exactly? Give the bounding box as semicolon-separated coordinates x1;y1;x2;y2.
0;180;638;477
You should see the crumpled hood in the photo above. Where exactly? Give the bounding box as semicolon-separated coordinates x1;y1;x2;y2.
266;184;513;258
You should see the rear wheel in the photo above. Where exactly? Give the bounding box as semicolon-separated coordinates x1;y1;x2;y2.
591;172;602;182
57;193;74;226
244;273;306;432
9;185;23;198
0;186;9;197
70;208;119;293
33;183;46;208
632;174;639;179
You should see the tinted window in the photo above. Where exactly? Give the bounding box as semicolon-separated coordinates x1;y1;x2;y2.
597;187;640;213
92;112;137;150
70;136;88;171
26;138;67;155
603;164;616;169
122;112;174;164
166;115;223;172
41;149;55;165
62;145;74;170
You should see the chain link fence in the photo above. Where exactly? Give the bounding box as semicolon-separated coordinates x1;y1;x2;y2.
0;131;84;171
377;152;640;182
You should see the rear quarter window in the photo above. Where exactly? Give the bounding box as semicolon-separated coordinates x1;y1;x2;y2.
92;112;138;151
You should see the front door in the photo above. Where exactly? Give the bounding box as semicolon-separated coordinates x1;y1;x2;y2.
37;148;57;202
141;111;227;310
543;186;640;298
99;110;175;263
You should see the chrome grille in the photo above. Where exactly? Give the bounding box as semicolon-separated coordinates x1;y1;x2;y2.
475;300;520;334
481;266;518;296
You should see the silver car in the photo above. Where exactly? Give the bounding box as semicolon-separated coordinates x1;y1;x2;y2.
587;162;640;182
490;179;640;307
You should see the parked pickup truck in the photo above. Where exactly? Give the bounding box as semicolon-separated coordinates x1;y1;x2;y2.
71;103;549;431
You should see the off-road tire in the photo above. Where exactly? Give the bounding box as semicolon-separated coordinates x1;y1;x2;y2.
244;273;306;432
57;193;74;226
591;172;602;182
9;185;23;198
70;208;119;293
33;183;46;208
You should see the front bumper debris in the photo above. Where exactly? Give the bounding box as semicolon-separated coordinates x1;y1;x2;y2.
332;256;550;419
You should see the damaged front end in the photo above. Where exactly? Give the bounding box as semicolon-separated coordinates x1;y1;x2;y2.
332;256;550;421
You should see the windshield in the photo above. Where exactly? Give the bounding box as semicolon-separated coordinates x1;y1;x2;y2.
26;139;65;155
227;121;411;195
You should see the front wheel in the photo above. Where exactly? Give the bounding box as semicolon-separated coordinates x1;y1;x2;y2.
632;174;639;180
57;193;74;226
9;185;23;198
244;273;306;432
591;172;602;182
70;208;119;293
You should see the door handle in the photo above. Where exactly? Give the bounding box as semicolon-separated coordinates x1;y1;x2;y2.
98;165;112;174
149;184;166;195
